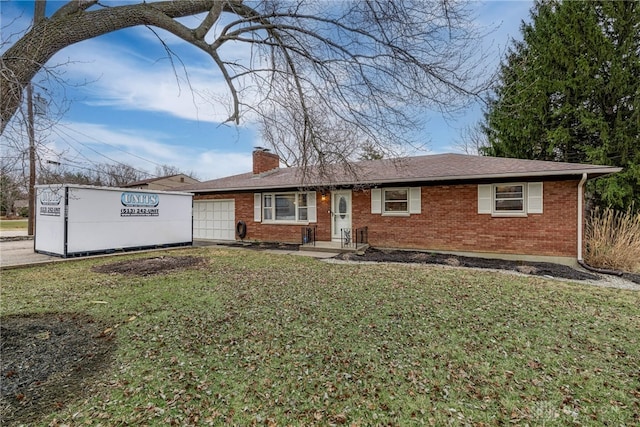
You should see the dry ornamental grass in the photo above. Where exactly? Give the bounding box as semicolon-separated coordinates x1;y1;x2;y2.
585;207;640;273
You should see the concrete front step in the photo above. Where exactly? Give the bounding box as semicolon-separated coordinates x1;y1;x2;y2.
300;241;369;254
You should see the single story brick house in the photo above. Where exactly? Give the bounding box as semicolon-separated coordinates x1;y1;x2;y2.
182;149;620;266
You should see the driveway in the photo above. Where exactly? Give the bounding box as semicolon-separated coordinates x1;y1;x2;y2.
0;230;337;269
0;235;59;268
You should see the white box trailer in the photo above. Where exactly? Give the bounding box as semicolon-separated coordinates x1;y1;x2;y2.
35;184;192;257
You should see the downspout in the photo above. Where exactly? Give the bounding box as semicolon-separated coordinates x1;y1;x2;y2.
577;173;587;262
576;173;624;276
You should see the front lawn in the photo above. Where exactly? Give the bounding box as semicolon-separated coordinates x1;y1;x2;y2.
0;218;28;230
1;248;638;425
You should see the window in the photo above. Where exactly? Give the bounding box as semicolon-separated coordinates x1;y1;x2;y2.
275;194;296;220
263;194;273;220
262;192;313;222
297;193;308;221
384;189;408;213
478;182;543;216
371;187;421;215
494;184;524;212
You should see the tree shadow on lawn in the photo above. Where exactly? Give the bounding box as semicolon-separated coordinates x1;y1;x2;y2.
1;256;208;425
2;251;637;425
0;313;115;426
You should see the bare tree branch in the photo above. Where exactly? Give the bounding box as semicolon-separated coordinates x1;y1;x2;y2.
194;1;225;40
2;0;490;177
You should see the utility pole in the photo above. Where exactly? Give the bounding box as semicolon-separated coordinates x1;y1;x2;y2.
27;83;36;236
26;2;46;237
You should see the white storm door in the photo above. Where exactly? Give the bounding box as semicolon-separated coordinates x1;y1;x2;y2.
331;191;352;242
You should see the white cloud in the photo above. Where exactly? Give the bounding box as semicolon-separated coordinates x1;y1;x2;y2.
4;1;536;164
48;36;257;124
55;122;177;159
191;151;253;180
47;121;252;180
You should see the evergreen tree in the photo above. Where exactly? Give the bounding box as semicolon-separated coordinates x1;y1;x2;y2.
482;0;640;210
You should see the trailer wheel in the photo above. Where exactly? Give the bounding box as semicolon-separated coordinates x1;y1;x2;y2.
236;220;247;239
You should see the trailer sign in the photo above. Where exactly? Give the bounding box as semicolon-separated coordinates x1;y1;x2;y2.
39;189;62;216
121;192;159;207
121;207;159;217
40;189;62;205
40;206;61;216
120;192;160;217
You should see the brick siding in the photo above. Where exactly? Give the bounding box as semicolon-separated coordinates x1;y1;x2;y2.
194;179;580;258
252;150;280;175
353;181;578;258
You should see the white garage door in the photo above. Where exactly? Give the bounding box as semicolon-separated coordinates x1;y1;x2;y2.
193;200;235;240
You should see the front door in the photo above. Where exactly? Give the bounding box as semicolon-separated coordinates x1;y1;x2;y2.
331;190;352;242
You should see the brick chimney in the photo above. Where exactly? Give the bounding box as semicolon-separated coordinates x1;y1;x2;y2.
253;148;280;175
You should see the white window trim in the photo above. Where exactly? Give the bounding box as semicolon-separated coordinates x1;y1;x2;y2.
382;187;410;216
371;187;421;216
477;182;543;217
260;191;316;224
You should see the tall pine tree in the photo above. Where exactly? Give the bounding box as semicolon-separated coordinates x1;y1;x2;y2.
482;0;640;211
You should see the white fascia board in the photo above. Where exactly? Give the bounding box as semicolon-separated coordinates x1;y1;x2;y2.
188;167;622;193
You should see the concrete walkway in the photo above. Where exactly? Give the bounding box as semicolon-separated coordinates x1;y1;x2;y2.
0;230;31;238
0;231;336;269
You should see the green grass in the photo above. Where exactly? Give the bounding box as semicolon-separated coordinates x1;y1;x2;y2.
0;218;28;230
2;247;639;425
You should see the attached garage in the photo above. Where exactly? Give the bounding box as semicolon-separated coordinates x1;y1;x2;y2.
193;199;235;240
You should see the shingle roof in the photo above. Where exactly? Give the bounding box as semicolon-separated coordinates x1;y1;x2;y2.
182;153;621;192
123;174;198;187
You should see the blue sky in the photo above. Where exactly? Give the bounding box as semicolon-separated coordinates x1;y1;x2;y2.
1;1;533;181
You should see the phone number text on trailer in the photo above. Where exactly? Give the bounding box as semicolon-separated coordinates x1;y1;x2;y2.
120;208;159;217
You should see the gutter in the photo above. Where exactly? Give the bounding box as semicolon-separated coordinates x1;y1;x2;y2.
577;173;587;262
578;259;624;276
188;168;622;194
578;172;623;277
576;172;624;276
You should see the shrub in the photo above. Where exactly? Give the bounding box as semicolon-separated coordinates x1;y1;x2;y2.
585;206;640;273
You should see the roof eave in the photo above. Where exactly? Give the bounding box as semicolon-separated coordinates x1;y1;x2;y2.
363;167;623;186
187;167;622;193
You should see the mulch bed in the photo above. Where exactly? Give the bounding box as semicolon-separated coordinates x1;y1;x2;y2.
336;247;640;284
219;241;640;284
214;241;301;251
